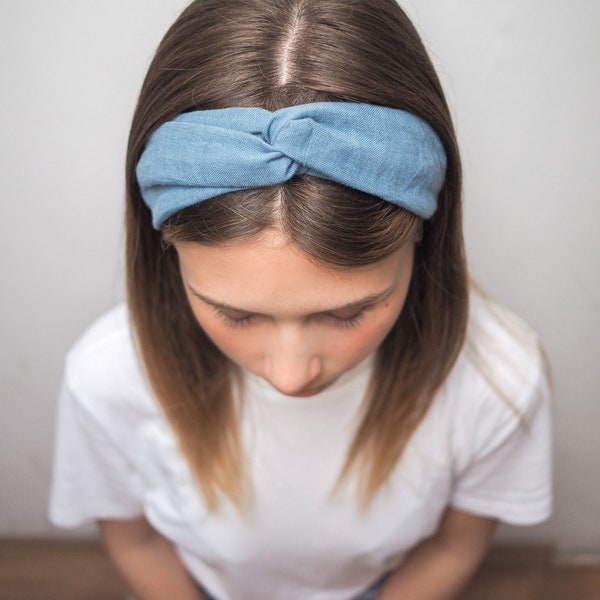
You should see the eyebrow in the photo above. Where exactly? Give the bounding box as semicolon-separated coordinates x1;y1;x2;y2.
186;284;395;316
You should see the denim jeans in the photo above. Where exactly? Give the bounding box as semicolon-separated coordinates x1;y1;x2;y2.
198;572;389;600
126;572;388;600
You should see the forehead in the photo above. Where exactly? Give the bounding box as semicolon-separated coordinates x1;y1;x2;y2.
175;230;412;314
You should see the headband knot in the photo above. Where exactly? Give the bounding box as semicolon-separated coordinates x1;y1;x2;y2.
136;102;447;228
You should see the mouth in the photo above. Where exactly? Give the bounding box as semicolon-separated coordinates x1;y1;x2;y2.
281;382;331;398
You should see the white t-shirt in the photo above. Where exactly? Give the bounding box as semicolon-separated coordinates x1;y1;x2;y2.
48;291;552;600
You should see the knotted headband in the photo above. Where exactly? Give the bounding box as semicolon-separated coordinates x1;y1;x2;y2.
136;102;447;228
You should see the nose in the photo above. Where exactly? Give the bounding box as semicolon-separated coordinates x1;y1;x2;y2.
263;331;323;396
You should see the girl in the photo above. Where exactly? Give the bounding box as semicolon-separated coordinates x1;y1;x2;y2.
49;1;552;599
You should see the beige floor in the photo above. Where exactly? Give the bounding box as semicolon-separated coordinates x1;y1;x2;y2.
0;539;599;600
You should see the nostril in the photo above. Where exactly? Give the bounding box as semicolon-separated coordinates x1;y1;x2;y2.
308;355;322;380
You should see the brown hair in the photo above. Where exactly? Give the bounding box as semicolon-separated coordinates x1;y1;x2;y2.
126;0;467;510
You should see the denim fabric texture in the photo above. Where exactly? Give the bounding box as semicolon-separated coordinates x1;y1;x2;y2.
196;574;388;600
136;102;447;228
125;571;388;600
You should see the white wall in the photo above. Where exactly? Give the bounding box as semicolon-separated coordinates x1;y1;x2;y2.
1;1;598;555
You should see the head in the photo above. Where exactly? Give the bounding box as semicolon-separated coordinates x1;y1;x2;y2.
125;0;467;509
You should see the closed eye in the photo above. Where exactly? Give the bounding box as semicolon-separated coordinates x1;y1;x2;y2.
323;305;373;329
213;307;257;328
213;305;374;330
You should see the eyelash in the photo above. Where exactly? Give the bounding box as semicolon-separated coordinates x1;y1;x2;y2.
329;307;370;329
213;306;372;329
215;310;256;328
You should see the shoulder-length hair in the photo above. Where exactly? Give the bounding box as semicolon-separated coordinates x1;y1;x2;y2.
126;0;467;511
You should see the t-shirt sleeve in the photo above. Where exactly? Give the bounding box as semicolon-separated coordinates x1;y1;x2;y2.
48;375;145;528
450;354;552;525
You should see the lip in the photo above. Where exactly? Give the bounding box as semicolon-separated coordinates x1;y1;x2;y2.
282;382;331;398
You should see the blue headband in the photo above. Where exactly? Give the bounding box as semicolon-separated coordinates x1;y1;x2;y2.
136;102;447;228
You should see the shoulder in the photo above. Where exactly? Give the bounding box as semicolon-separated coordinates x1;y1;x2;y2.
66;304;131;363
63;304;158;421
467;287;543;370
435;287;550;455
458;287;549;416
65;304;135;385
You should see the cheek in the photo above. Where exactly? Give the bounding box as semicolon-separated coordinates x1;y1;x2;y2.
329;317;397;365
189;308;256;364
345;300;405;355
